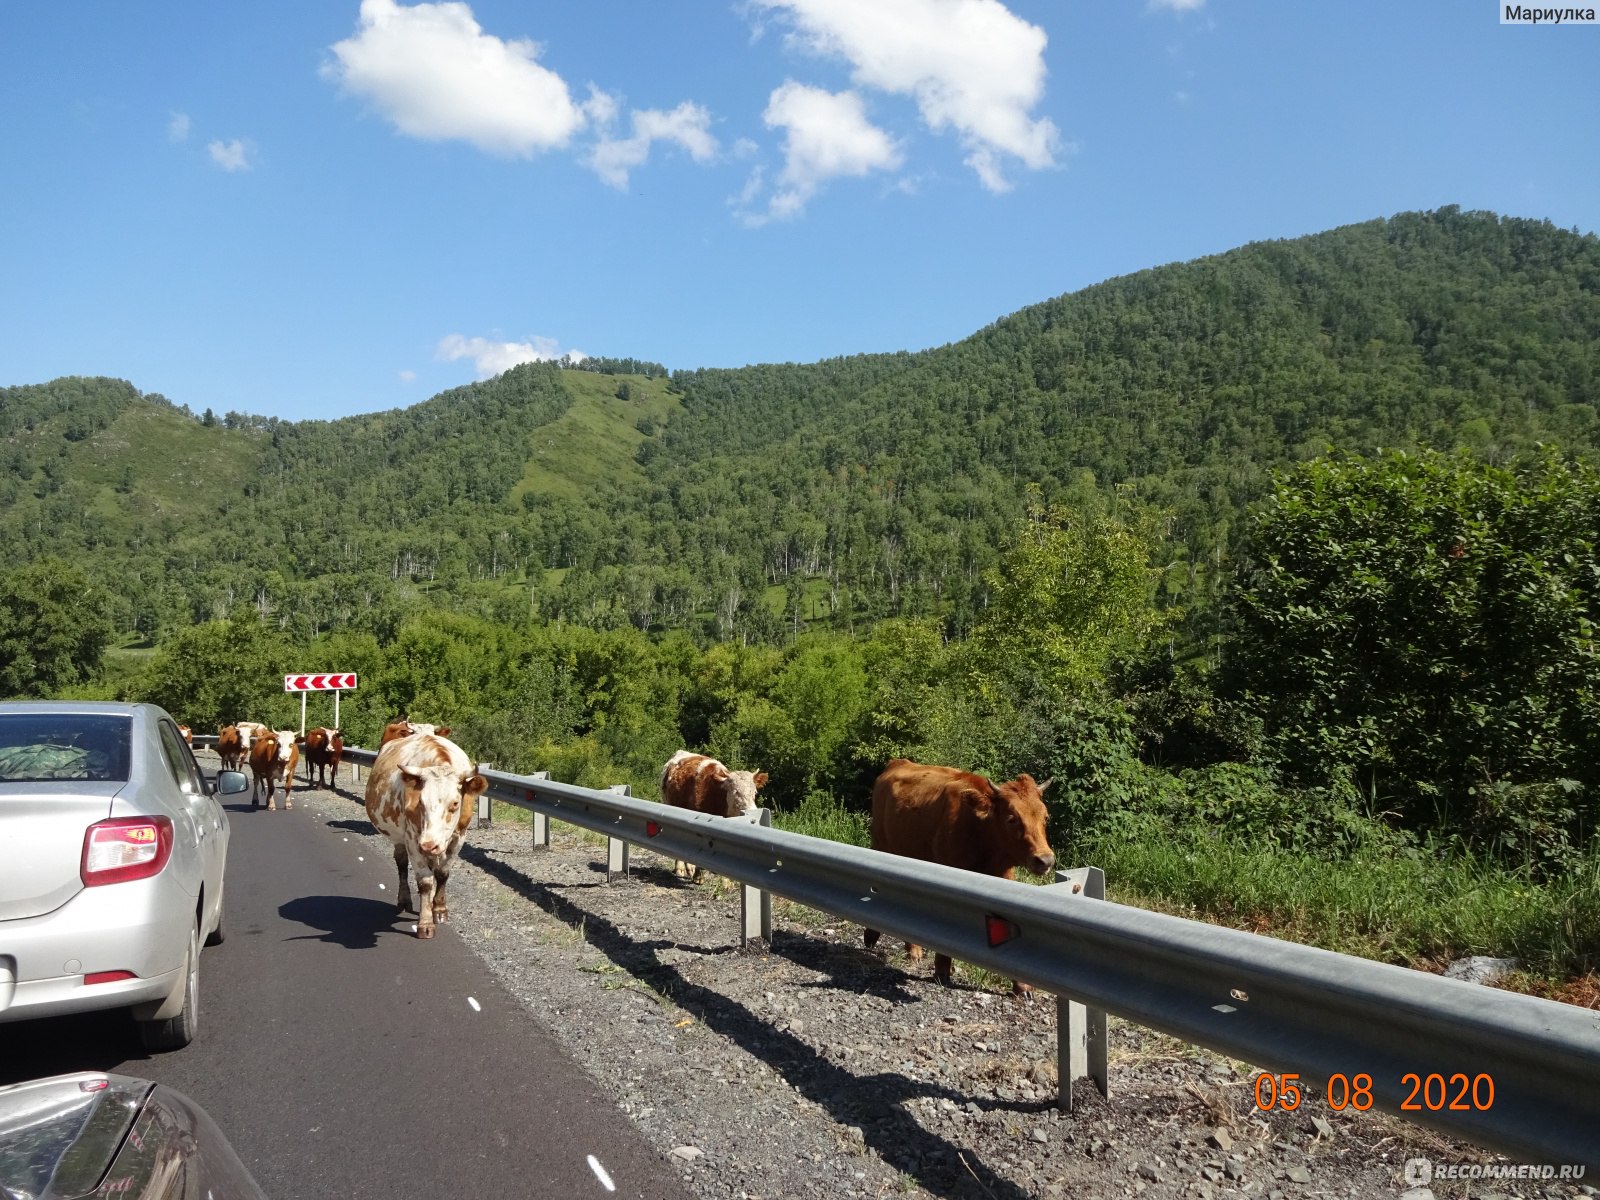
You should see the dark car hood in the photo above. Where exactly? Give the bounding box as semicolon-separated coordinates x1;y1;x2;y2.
0;1072;265;1200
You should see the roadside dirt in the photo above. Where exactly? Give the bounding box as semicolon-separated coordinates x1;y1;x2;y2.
296;765;1594;1200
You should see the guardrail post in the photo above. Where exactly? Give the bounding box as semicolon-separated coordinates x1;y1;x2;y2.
1047;866;1109;1111
739;808;773;948
475;764;493;826
529;771;551;848
606;784;630;876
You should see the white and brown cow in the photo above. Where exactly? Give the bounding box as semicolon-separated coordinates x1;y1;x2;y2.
299;727;344;788
364;731;486;939
248;729;300;811
658;750;768;881
380;717;450;746
234;720;272;764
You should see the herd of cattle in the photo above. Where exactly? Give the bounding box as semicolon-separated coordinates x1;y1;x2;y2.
190;719;1058;979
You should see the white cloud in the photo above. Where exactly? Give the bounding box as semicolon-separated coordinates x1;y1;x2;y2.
588;101;718;189
167;112;191;143
743;81;900;222
1150;0;1205;9
750;0;1058;193
207;139;253;171
435;333;582;378
398;369;417;382
324;0;585;157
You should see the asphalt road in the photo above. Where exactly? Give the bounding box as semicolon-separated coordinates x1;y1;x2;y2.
2;771;695;1200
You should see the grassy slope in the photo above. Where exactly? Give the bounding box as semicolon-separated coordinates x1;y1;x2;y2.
76;402;259;527
510;371;682;503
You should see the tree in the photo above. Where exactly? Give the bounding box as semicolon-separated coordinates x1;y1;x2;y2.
1226;447;1600;850
0;559;114;697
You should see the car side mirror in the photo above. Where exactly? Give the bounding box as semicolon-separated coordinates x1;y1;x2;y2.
215;770;249;796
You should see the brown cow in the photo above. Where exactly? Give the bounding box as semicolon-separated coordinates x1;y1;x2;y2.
864;758;1056;991
658;750;767;881
380;718;451;746
177;724;192;747
216;725;244;772
249;730;300;811
365;731;486;939
299;727;344;788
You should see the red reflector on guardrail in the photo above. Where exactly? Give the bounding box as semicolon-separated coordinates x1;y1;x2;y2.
646;821;660;837
985;915;1018;947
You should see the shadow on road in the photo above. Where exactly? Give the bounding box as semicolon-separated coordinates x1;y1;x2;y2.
0;1010;146;1085
459;843;1052;1200
326;818;376;836
279;894;400;950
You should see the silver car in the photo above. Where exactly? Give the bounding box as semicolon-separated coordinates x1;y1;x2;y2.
0;701;242;1051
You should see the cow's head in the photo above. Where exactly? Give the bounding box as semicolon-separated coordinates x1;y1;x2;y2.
721;769;768;816
270;730;297;763
399;738;488;858
969;773;1055;876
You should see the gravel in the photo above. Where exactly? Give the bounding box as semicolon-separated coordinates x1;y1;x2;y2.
299;771;1592;1200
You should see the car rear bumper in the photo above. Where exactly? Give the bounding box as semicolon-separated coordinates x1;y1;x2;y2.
0;872;193;1024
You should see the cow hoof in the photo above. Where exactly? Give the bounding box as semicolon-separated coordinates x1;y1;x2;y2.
251;799;259;809
863;928;880;949
285;801;293;810
416;924;434;940
1012;981;1034;997
267;802;276;811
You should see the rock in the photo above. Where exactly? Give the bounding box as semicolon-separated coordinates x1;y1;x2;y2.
1225;1158;1246;1181
1207;1129;1233;1152
1399;1190;1435;1200
1031;1128;1049;1144
1201;1167;1222;1182
1193;1185;1215;1200
1137;1163;1164;1183
1286;1166;1312;1184
788;1019;806;1035
1309;1116;1333;1139
1442;956;1520;985
669;1146;704;1164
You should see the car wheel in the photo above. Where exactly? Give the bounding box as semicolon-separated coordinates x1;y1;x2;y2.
204;881;226;947
138;918;199;1052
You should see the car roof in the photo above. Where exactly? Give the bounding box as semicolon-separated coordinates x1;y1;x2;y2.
0;701;166;720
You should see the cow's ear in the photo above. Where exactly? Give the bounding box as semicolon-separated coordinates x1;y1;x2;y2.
754;771;768;789
961;786;993;817
437;726;452;738
463;773;488;795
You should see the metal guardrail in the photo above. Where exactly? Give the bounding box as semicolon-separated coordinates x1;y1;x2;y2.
208;738;1600;1167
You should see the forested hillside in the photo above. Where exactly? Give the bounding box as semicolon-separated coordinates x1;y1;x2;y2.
3;206;1597;646
5;206;1599;982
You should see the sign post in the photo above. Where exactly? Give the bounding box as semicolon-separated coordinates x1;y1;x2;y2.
283;673;360;735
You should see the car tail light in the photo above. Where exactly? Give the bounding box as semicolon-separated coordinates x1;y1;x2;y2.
81;816;174;886
85;970;137;985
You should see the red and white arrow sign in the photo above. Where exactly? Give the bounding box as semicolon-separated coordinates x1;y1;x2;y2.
283;673;359;692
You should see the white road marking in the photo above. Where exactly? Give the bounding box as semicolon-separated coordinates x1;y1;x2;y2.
468;996;481;1012
358;856;364;861
379;884;386;890
586;1155;616;1192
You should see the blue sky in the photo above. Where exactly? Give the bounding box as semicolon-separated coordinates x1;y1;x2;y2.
2;1;1596;422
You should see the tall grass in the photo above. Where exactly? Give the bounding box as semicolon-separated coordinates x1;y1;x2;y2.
1088;820;1600;978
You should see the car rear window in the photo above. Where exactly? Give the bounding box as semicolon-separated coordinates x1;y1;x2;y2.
0;715;132;783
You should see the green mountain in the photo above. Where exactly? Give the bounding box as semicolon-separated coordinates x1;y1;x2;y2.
4;206;1597;644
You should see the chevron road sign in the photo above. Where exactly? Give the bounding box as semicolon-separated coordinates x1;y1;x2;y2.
284;673;359;692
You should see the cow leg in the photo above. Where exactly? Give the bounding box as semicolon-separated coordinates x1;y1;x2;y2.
1011;980;1034;997
414;871;437;939
863;927;881;948
391;844;412;914
431;869;450;925
266;782;276;811
283;785;292;810
933;953;954;986
906;943;924;963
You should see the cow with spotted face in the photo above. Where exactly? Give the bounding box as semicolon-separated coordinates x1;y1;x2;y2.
658;750;768;882
249;729;300;811
365;731;486;939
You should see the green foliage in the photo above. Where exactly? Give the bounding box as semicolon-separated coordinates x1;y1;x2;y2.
133;615;294;730
1227;447;1600;854
0;559;115;698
